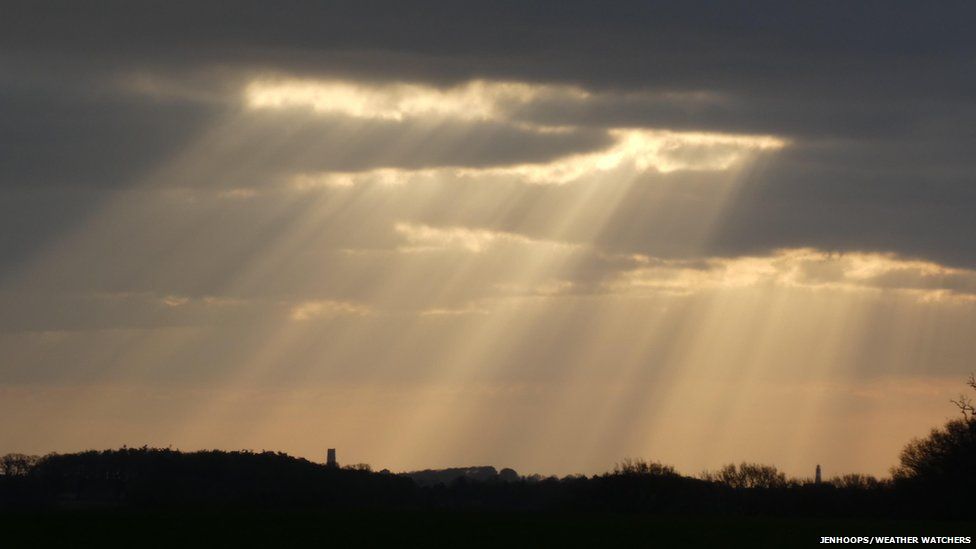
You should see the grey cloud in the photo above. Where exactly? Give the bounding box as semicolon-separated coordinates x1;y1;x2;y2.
0;83;224;188
4;2;974;93
0;291;270;334
3;1;976;269
0;89;613;190
507;92;936;140
163;111;614;187
0;188;105;273
708;142;976;269
1;173;704;318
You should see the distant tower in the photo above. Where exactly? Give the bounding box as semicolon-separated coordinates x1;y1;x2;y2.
815;464;822;484
327;448;338;468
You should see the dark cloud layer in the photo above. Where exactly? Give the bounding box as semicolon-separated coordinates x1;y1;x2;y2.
5;2;974;94
3;1;976;268
0;86;221;188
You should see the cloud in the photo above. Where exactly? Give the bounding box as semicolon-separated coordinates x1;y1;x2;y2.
394;222;574;254
0;90;615;190
4;2;976;267
611;248;976;303
289;300;370;321
0;83;221;189
0;291;256;333
244;78;569;122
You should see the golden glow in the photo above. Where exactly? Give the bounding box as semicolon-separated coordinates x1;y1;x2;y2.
246;77;784;185
289;300;370;321
613;248;976;302
394;222;576;254
454;129;785;182
280;128;785;190
244;78;573;121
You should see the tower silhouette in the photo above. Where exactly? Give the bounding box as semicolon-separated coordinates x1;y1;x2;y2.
815;464;822;484
327;448;338;468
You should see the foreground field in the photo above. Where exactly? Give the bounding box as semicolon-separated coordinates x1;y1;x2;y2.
3;510;972;548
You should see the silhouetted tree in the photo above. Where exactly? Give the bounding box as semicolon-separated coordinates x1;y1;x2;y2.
613;458;676;477
0;454;39;476
830;473;885;490
949;373;976;420
405;466;499;487
893;373;976;489
892;419;976;486
883;374;976;519
498;468;519;482
702;462;787;489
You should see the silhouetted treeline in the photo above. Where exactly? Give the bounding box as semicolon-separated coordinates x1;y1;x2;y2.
0;448;414;509
0;448;970;519
406;466;520;487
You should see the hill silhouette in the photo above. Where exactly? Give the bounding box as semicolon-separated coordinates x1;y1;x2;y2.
0;447;966;520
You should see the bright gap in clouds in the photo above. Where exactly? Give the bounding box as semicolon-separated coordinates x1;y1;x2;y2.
613;248;976;303
244;78;565;121
281;128;785;188
244;77;786;184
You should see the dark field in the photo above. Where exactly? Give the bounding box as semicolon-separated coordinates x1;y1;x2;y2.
3;510;973;548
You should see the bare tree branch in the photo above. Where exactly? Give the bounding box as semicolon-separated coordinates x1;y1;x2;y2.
950;373;976;420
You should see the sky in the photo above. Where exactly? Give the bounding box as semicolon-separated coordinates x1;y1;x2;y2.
2;2;976;478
